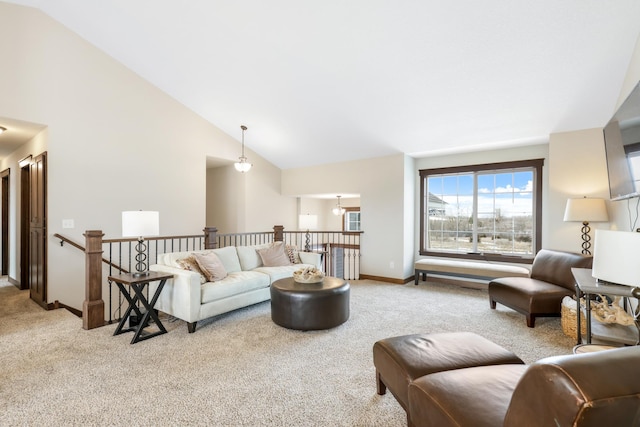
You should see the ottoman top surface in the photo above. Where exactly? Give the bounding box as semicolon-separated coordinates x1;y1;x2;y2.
272;276;349;293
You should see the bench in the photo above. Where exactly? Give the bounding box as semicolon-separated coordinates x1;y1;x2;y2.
414;258;530;285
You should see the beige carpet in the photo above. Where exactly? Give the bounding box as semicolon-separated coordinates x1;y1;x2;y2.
0;277;574;426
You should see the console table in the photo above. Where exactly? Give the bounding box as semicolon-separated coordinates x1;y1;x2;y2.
110;271;173;344
572;267;640;346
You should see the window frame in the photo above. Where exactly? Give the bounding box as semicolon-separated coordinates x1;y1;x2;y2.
342;207;362;233
419;158;544;263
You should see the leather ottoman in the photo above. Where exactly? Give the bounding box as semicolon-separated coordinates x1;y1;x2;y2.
270;276;350;330
373;332;524;419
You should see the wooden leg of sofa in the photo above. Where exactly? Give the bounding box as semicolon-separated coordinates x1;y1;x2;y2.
489;298;496;309
526;315;535;328
187;322;197;333
376;370;387;395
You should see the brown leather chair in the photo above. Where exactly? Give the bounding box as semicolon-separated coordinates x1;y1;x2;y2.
489;249;592;327
408;345;640;427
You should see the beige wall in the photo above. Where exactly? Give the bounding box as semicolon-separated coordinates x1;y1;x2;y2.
282;154;411;279
0;3;284;310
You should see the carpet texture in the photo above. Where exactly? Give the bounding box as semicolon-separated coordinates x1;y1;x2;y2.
0;278;574;426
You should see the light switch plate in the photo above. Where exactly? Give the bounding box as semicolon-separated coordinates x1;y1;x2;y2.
62;219;74;229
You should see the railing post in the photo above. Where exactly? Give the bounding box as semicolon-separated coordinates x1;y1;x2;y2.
274;225;284;242
204;226;218;249
83;230;105;330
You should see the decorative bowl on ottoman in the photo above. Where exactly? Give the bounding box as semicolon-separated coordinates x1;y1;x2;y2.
293;267;325;283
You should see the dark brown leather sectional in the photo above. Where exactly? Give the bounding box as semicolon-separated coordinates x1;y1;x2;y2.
489;249;592;327
374;332;640;426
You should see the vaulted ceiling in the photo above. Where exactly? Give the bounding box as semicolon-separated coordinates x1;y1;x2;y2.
4;1;640;169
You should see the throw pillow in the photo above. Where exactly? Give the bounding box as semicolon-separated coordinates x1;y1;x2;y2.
285;244;302;264
193;252;228;282
257;242;292;267
176;255;207;284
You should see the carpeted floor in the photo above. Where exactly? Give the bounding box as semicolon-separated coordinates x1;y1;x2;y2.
0;277;575;426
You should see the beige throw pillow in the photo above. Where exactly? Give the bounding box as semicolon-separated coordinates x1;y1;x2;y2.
285;244;302;264
192;252;228;282
257;242;292;267
176;255;207;284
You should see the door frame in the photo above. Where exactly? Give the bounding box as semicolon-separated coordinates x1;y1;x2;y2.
1;168;9;276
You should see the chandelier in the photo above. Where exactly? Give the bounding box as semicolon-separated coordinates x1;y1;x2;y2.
332;196;346;215
234;125;252;173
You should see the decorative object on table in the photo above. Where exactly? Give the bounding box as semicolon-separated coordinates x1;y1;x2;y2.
293;266;325;283
332;195;346;216
122;210;160;277
299;213;317;252
592;229;640;291
234;125;252;173
563;196;608;255
591;295;635;326
560;296;587;338
0;126;6;134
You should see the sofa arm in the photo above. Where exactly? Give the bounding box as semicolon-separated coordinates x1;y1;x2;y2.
504;346;640;426
299;251;323;269
149;264;201;323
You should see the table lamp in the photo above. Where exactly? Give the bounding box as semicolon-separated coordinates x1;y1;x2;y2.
592;229;640;294
122;211;160;276
563;197;608;255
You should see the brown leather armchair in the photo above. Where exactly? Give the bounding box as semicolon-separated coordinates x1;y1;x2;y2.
489;249;592;327
408;345;640;427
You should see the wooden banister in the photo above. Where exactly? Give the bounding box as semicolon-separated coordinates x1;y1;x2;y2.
83;230;105;330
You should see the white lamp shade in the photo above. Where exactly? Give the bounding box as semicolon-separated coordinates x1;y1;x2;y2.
122;211;160;237
592;229;640;287
299;214;318;230
563;198;609;222
234;161;252;172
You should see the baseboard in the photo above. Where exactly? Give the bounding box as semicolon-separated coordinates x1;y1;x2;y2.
54;301;82;317
8;276;20;288
358;274;413;284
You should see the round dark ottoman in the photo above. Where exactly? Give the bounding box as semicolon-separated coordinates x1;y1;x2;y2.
270;276;350;330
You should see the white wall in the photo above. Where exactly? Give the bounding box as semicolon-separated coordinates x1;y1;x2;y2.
0;3;285;310
282;154;409;280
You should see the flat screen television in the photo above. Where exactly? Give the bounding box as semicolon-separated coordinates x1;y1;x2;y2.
603;81;640;200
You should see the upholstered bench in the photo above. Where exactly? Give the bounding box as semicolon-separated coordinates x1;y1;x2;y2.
372;332;524;423
414;258;530;285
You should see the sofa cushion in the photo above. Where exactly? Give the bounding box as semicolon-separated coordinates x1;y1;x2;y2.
201;271;270;304
193;252;228;282
175;255;207;284
257;242;292;267
236;243;271;271
157;246;242;274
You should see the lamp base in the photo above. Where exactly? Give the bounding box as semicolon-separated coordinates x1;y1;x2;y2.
581;221;592;255
131;271;150;278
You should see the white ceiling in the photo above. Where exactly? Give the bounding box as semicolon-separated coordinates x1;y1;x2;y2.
3;1;640;169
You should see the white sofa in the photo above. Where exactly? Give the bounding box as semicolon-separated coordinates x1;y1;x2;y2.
149;243;322;333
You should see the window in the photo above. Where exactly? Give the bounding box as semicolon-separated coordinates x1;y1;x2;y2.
343;207;361;232
420;159;543;262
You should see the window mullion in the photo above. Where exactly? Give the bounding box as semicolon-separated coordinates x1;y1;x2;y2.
472;173;478;252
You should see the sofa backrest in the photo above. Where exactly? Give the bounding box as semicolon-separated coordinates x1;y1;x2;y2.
236;243;271;271
157;246;242;273
530;249;593;291
504;346;640;426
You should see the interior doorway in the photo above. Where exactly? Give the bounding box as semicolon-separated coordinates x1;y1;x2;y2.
1;168;9;276
20;152;48;307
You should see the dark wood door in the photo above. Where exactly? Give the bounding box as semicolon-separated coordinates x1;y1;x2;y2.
29;153;47;308
1;169;9;276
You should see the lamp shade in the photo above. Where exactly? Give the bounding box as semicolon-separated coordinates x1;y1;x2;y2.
122;211;160;237
592;229;640;287
299;214;318;230
563;197;608;222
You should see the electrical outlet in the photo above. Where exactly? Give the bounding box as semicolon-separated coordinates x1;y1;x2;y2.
62;219;74;229
389;261;395;269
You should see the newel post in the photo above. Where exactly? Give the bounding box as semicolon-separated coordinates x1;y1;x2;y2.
204;227;218;249
274;225;284;242
83;230;105;330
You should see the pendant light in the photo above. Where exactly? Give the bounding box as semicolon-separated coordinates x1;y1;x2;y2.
332;195;346;215
234;125;252;173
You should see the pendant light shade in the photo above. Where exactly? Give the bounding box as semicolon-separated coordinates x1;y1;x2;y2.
332;195;346;215
234;125;252;173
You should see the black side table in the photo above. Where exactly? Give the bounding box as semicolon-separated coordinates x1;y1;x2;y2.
110;271;173;344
